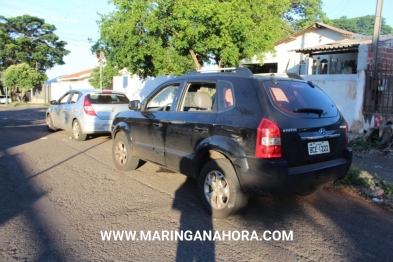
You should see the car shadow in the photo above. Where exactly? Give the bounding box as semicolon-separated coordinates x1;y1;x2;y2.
172;177;215;262
0;107;81;260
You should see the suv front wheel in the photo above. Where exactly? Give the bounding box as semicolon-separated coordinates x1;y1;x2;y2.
112;132;140;171
198;159;248;218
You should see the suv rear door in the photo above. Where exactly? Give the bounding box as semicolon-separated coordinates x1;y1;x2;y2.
164;81;218;174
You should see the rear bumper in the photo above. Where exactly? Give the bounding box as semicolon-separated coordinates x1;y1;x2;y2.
81;119;112;133
234;148;352;196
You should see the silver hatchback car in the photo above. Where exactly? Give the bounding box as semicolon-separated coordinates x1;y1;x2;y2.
46;89;130;141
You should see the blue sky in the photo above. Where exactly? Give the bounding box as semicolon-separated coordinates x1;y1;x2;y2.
0;0;392;80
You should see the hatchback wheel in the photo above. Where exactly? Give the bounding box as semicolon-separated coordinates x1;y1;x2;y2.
198;159;248;218
72;120;87;141
46;114;56;132
112;132;140;171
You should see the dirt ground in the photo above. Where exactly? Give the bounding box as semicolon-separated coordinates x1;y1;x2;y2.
349;134;393;184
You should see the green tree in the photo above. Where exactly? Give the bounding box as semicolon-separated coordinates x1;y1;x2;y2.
93;0;294;78
88;64;120;89
284;0;331;31
0;15;70;73
2;63;47;100
332;15;393;35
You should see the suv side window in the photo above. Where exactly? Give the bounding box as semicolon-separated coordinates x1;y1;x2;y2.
146;84;180;110
218;81;235;111
180;82;216;112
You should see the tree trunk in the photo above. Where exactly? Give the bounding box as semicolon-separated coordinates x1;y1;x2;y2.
364;123;393;149
189;49;201;70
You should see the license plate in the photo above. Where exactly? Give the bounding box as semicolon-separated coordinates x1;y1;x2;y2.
308;141;330;155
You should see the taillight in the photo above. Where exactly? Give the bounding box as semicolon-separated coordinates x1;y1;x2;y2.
256;118;282;158
345;122;349;147
84;97;97;116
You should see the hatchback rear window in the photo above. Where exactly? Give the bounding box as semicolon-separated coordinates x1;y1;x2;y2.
87;93;130;104
262;80;338;118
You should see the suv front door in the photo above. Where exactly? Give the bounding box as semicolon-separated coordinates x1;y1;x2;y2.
130;83;182;166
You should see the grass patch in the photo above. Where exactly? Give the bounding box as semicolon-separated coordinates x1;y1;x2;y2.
349;136;384;152
12;102;30;107
336;166;374;188
373;174;393;195
336;166;393;195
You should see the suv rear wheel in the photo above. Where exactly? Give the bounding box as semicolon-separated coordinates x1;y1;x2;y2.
198;159;248;218
112;132;140;171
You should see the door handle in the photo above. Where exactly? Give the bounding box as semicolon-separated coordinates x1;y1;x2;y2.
195;127;209;133
153;123;163;129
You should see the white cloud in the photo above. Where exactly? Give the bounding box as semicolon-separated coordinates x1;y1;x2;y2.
90;4;98;7
74;0;81;4
76;9;83;13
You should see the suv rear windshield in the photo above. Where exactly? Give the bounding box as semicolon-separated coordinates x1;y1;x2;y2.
87;93;130;104
261;80;338;118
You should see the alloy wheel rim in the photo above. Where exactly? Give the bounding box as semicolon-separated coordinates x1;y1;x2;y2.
47;115;52;127
115;141;127;166
73;122;80;138
203;170;230;210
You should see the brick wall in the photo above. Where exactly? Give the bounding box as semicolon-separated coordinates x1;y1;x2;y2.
367;39;393;71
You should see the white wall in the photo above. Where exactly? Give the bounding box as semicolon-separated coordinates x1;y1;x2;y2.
50;79;94;101
302;74;362;132
300;44;369;134
113;75;176;101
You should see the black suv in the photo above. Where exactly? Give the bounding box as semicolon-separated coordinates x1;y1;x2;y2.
111;68;352;218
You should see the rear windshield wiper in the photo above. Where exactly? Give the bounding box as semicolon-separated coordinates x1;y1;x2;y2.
293;108;324;117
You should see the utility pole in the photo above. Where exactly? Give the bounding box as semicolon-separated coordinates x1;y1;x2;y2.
99;50;106;91
372;0;383;78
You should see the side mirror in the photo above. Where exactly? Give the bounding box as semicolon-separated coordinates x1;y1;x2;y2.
50;100;57;105
129;100;141;110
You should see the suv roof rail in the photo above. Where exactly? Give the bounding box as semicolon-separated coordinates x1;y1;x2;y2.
187;67;253;77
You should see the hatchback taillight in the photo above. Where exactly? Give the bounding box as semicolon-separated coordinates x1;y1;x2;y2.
84;97;97;116
256;118;282;158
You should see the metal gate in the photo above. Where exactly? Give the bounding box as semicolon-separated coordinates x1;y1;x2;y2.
363;70;393;121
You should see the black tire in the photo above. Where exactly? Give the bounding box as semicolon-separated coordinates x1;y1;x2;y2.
72;120;87;141
46;113;56;132
112;132;140;171
198;159;248;218
296;185;323;196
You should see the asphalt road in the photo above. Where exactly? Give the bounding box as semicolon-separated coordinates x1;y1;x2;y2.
1;105;393;261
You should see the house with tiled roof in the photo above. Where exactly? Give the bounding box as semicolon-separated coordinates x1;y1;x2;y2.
57;69;93;82
242;22;362;74
243;23;393;133
50;69;94;100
